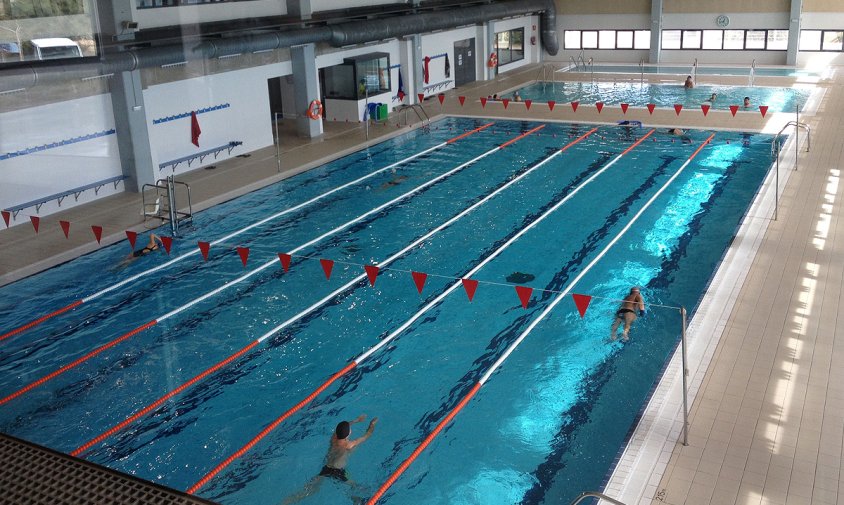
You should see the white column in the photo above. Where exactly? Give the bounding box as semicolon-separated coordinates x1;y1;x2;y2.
786;0;802;66
649;0;663;64
291;43;323;138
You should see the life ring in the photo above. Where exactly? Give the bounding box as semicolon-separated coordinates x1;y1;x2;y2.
487;52;498;68
306;99;323;120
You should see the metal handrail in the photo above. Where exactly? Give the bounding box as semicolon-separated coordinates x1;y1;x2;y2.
588;56;594;82
401;103;429;126
569;55;579;71
639;58;644;85
771;120;811;220
749;58;756;87
568;491;627;505
142;176;193;235
691;58;697;83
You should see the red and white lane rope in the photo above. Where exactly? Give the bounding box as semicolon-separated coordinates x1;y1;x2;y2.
0;123;494;343
184;128;653;495
75;124;563;460
0;126;533;408
367;133;715;504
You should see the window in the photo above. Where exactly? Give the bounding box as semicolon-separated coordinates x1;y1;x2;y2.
598;30;615;49
822;31;844;51
745;30;766;49
564;31;581;49
662;30;681;49
767;30;788;50
495;28;524;66
323;52;391;100
799;30;822;51
723;30;745;50
682;30;702;49
702;30;723;49
634;30;651;49
616;31;634;49
582;30;598;49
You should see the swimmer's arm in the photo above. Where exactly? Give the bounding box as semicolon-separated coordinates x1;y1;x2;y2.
348;418;378;449
349;414;367;424
637;293;645;310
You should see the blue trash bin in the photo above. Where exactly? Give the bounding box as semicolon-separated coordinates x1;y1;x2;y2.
366;103;378;121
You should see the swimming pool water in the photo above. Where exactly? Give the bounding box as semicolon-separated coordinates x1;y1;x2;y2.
0;118;777;505
512;81;811;113
572;64;821;78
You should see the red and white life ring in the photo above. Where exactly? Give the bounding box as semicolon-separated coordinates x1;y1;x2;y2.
487;52;498;68
306;99;323;120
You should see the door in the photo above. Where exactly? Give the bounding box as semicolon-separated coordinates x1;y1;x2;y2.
453;38;475;87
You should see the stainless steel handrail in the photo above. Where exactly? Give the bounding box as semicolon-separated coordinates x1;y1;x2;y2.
639;58;644;85
691;58;697;83
568;491;627;505
401;103;429;126
771;120;811;220
749;58;756;87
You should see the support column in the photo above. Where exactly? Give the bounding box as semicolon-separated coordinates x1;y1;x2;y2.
786;0;802;66
399;36;417;104
291;43;323;138
409;34;424;103
286;0;312;21
649;0;663;64
111;70;155;192
485;20;496;81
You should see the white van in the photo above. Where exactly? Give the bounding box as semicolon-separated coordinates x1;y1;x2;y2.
31;38;83;60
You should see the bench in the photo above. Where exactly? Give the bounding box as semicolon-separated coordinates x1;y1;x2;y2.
158;141;243;172
3;175;129;218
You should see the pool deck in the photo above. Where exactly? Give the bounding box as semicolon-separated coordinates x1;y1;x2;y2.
1;62;842;505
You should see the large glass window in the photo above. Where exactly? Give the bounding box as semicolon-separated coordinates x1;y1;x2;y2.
661;30;681;49
634;30;650;49
799;30;822;51
0;0;96;63
702;30;723;49
745;30;766;49
582;30;598;49
723;30;745;50
323;52;390;100
822;31;844;51
767;30;788;50
598;30;615;49
682;30;702;49
564;30;581;49
616;30;634;49
495;27;524;66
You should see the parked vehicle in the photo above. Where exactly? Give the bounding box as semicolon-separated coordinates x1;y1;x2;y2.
30;38;83;60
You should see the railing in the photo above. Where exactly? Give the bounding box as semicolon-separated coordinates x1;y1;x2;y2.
639;58;645;85
568;491;627;505
771;120;810;220
3;175;128;219
587;56;594;82
569;55;579;71
537;63;558;91
399;103;429;127
691;58;697;84
749;59;756;87
142;175;192;235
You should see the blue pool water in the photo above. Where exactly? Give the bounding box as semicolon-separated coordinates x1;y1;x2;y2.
512;81;811;113
0;118;777;505
572;64;821;78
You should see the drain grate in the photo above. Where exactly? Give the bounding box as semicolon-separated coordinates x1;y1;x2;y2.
0;433;219;505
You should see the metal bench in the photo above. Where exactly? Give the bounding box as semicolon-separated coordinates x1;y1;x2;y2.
158;141;243;172
3;175;128;218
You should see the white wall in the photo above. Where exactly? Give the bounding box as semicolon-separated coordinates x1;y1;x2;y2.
0;94;121;223
802;11;844;30
419;25;477;97
144;62;290;177
133;0;286;30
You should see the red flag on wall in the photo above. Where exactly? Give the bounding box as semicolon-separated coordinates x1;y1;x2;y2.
191;111;201;147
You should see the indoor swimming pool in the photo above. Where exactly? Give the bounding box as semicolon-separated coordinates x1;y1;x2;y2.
0;117;778;505
511;81;811;113
570;64;822;78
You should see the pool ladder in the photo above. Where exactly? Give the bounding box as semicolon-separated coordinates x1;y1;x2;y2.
399;103;429;127
770;120;811;220
142;175;193;236
568;491;626;505
536;63;558;91
749;59;756;87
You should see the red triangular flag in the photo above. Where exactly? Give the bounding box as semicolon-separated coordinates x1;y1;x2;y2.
1;210;10;228
417;93;425;103
524;99;532;110
647;103;656;114
458;96;466;106
462;278;478;301
126;230;137;249
437;94;445;105
570;101;579;112
674;104;683;115
30;215;40;233
198;241;210;261
397;90;405;102
364;265;379;287
759;105;768;118
480;97;487;108
502;98;510;109
278;253;292;272
160;236;173;254
60;220;70;238
191;111;201;147
620;103;629;114
701;104;710;116
729;105;739;116
547;100;556;112
91;225;103;244
595;101;604;113
572;294;592;318
515;286;533;309
411;271;427;294
320;258;334;280
237;247;249;266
